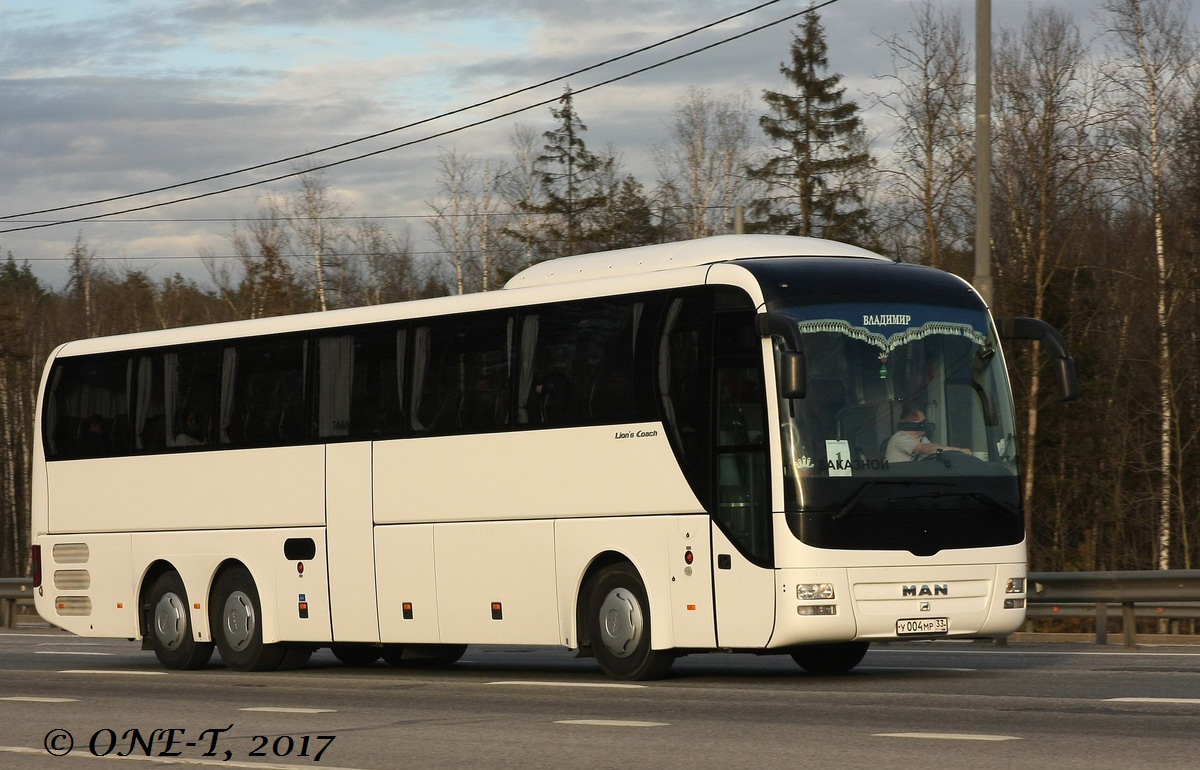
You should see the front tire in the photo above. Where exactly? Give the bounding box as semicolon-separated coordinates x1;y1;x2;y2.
209;566;286;671
587;564;674;680
789;641;869;674
146;571;213;670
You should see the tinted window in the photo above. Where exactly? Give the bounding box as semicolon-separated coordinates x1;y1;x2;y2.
316;326;405;440
517;297;653;427
411;313;512;434
43;354;131;459
219;336;308;446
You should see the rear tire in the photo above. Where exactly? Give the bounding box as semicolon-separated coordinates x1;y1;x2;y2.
146;571;213;670
209;565;287;671
587;564;674;680
789;641;869;674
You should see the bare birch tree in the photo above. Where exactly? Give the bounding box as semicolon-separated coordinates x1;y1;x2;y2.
655;88;758;239
1102;0;1198;570
874;1;973;267
992;7;1116;547
290;170;347;311
427;149;505;294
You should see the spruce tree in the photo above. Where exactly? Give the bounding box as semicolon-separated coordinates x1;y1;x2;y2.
748;11;873;242
536;87;607;256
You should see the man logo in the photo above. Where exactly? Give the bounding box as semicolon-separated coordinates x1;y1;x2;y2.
902;584;949;597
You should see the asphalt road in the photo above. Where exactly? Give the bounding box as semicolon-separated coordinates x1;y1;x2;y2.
2;628;1198;770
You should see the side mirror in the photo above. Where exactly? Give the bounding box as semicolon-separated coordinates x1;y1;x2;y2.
997;317;1079;402
780;351;806;399
756;312;806;398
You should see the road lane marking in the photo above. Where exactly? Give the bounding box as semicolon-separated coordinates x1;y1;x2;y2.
864;662;974;666
557;719;668;727
489;681;646;689
875;733;1021;742
0;697;78;703
36;651;113;656
1106;697;1200;705
239;707;337;714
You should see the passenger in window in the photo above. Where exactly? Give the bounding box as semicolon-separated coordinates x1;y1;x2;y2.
79;414;107;455
175;410;206;447
885;406;971;462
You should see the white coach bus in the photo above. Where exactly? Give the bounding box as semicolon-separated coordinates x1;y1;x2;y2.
30;234;1076;679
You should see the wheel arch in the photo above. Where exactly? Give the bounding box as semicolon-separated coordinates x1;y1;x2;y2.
137;559;182;641
207;557;286;646
573;550;645;656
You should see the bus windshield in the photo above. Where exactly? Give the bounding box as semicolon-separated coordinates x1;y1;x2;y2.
775;300;1022;554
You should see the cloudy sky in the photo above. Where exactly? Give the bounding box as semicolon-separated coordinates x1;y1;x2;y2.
0;0;1174;289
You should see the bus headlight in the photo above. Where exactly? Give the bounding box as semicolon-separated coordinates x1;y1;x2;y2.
1004;577;1025;609
796;583;835;600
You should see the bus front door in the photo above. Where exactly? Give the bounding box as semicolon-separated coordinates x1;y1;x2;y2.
710;522;776;648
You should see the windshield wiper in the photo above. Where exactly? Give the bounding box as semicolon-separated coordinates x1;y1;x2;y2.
829;480;947;522
876;490;1019;520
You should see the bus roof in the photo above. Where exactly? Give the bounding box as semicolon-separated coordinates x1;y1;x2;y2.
504;234;889;289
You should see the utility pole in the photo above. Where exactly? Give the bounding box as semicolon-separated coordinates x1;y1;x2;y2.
974;0;993;306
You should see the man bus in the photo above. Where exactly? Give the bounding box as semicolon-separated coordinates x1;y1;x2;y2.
31;234;1076;679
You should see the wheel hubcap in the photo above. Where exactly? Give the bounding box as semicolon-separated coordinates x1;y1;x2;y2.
221;591;256;652
153;592;187;651
598;587;643;658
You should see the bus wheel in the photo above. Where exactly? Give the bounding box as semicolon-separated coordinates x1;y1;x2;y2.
209;566;286;671
147;571;213;670
381;643;466;668
587;564;674;680
789;641;869;674
331;643;382;666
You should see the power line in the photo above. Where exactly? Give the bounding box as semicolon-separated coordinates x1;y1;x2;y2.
1;0;825;227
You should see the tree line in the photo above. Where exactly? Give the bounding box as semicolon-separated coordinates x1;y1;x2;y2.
2;0;1198;579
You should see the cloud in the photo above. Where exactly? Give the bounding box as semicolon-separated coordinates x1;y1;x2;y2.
0;0;1193;289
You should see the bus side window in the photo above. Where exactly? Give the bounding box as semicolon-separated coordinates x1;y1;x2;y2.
44;354;131;459
317;326;406;440
658;292;713;503
165;345;220;449
218;336;307;447
517;297;649;428
411;312;512;435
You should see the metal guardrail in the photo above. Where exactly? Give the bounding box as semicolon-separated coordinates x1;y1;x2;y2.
1028;570;1200;647
0;577;34;629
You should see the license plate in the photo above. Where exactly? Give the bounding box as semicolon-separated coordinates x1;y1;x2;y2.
896;617;949;636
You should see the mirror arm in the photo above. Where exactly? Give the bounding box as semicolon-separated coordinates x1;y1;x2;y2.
996;317;1080;402
757;312;806;399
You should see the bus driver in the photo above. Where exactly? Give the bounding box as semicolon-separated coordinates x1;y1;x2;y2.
885;406;972;462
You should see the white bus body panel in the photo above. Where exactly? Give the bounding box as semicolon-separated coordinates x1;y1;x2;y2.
710;524;776;648
325;442;380;642
44;445;326;534
35;532;136;638
373;425;701;523
375;524;440;643
434;520;559;644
